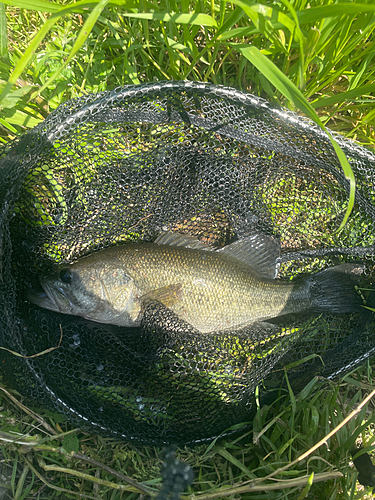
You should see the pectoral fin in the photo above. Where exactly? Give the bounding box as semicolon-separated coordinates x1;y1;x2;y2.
140;283;183;309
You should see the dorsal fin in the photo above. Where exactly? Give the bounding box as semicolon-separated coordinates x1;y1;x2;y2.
218;234;280;279
155;231;213;251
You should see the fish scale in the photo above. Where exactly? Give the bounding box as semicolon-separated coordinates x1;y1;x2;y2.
119;244;293;332
28;232;364;334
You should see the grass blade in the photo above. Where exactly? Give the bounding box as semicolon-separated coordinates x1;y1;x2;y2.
2;109;41;128
232;44;356;232
297;3;375;24
232;44;323;121
231;0;300;40
217;448;255;479
312;85;375;108
120;12;218;28
216;6;244;37
0;3;8;61
0;117;17;133
296;472;314;500
0;16;58;104
0;0;62;13
277;0;306;89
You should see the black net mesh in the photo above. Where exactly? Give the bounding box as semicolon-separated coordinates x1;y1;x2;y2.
1;80;375;445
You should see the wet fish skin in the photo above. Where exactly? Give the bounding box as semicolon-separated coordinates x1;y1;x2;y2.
27;235;364;334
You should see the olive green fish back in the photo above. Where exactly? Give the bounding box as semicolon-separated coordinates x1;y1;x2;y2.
0;81;374;445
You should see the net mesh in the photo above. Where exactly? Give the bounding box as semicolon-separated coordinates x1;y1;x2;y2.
1;80;375;445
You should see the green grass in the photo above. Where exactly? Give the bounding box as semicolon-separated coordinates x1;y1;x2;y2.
1;0;375;144
1;366;375;499
1;0;375;498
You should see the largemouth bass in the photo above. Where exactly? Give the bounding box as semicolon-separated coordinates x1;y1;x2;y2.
28;232;364;333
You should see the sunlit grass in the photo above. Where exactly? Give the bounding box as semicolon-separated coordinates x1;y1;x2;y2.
1;1;375;143
0;365;375;499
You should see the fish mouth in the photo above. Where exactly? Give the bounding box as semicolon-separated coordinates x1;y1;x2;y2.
27;288;57;311
27;281;72;314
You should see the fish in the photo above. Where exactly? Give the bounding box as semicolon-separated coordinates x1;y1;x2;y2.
27;232;364;334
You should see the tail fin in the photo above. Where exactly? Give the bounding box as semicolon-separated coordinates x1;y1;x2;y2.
307;263;365;314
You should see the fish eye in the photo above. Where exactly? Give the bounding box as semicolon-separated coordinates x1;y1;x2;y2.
59;269;73;284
